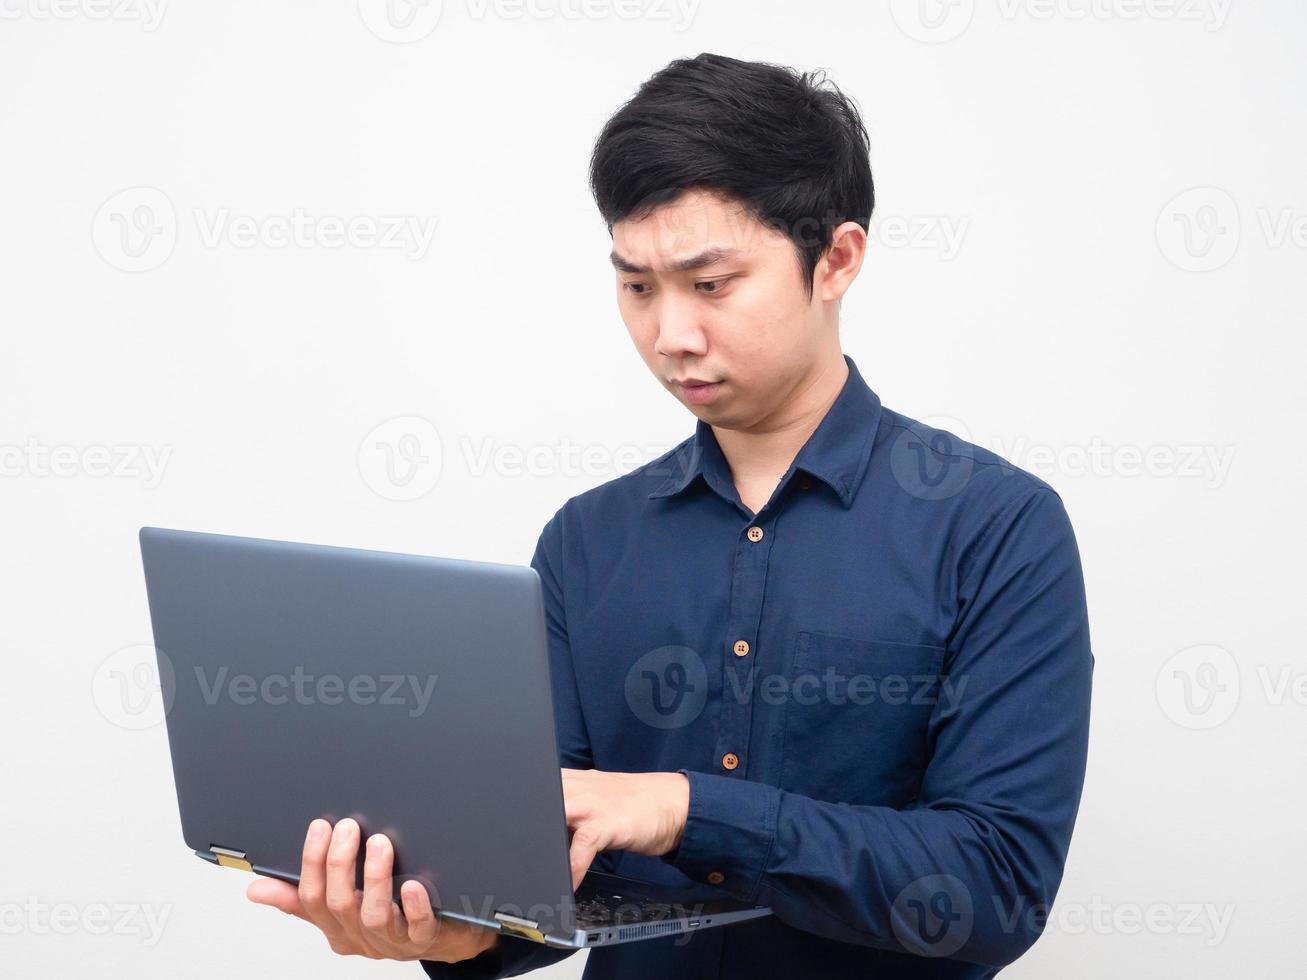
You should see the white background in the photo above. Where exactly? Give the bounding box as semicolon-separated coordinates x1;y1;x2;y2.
2;1;1303;976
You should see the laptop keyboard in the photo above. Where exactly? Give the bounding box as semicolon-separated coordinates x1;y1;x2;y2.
574;890;679;927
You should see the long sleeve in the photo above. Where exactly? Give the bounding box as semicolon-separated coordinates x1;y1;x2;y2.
422;508;615;978
661;487;1094;968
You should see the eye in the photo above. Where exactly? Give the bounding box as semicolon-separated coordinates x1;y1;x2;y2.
622;277;733;297
696;277;732;294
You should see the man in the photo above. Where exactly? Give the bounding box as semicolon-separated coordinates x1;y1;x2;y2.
247;53;1093;977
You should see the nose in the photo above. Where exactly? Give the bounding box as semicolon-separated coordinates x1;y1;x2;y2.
653;295;708;359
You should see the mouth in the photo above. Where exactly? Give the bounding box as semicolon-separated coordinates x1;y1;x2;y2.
671;378;724;405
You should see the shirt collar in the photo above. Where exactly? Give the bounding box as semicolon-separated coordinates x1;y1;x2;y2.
648;354;883;509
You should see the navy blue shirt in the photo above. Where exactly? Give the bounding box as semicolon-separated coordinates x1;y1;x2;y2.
425;354;1092;978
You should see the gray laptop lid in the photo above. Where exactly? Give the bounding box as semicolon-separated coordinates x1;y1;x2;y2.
139;527;578;939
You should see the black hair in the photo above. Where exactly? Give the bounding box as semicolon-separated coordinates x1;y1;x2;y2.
588;52;874;300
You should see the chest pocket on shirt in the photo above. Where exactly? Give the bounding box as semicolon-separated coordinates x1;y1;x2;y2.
779;630;947;806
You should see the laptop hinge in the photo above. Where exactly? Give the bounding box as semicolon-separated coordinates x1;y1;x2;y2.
494;911;546;944
211;845;254;873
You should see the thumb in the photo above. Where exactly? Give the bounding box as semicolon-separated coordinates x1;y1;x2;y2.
568;825;603;892
246;876;305;918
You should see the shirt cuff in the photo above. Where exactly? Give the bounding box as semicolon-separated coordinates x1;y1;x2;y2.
662;768;780;904
420;932;560;979
420;938;504;980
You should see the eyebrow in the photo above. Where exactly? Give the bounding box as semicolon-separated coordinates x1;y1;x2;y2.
609;245;740;275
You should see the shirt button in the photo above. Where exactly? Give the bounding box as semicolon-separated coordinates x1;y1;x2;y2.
746;525;764;542
732;640;750;657
721;752;739;770
707;871;725;885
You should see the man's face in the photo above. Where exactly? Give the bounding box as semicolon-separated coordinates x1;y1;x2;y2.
610;188;830;432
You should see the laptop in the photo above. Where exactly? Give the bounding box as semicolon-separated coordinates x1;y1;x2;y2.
138;526;772;948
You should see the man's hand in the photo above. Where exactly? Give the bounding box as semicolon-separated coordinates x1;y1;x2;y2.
562;769;690;889
246;818;498;964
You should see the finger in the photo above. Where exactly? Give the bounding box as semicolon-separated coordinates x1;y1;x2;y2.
246;876;306;919
359;834;406;945
568;824;603;892
399;880;439;948
560;779;591;825
297;819;341;932
389;900;410;947
324;818;363;924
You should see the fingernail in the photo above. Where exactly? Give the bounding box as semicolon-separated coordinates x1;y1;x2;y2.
308;820;327;843
367;835;382;856
337;819;357;842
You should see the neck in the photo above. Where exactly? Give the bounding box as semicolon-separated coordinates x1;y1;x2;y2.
712;353;850;488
